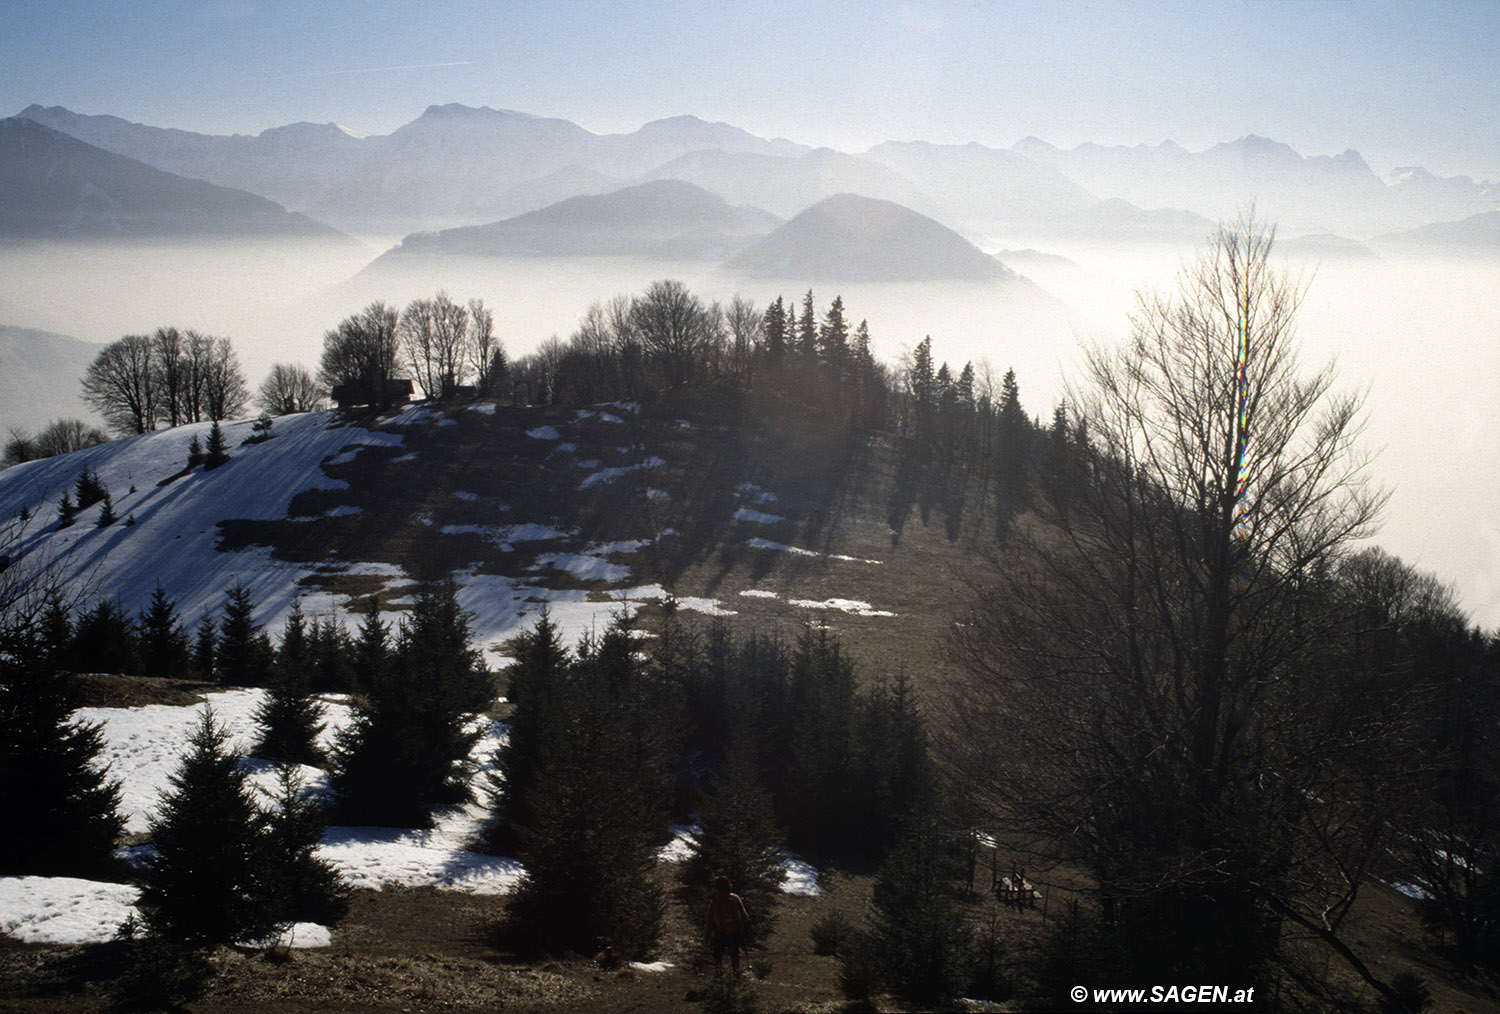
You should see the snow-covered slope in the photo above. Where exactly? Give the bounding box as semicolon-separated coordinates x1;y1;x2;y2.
0;413;400;633
0;404;796;666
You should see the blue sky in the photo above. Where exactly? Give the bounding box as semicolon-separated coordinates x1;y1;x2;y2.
3;0;1497;179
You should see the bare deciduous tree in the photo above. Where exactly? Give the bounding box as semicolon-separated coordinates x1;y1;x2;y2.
726;294;760;384
151;326;186;428
318;302;401;402
399;291;470;400
257;363;324;416
81;334;157;435
466;298;502;397
3;419;109;467
947;218;1397;996
629;280;723;387
202;337;249;421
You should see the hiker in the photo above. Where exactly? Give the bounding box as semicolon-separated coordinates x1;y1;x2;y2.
703;875;751;974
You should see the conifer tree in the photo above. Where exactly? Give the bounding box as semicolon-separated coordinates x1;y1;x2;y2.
307;615;352;691
0;635;124;875
504;623;669;959
74;469;106;509
993;367;1030;534
351;595;389;693
193;612;217;682
138;585;189;678
72;600;139;675
95;492;117;527
859;819;973;1006
796;290;818;361
204;420;229;468
762;296;787;364
684;747;787;939
333;581;492;826
187;432;204;467
40;590;73;672
819;295;850;375
259;764;348;926
781;626;858;858
489;611;570;849
57;491;75;528
217;581;269;685
253;601;324;765
136;707;272;946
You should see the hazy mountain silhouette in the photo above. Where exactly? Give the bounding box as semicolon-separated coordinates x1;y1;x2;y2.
0;324;101;431
16;104;1496;243
1374;210;1500;254
634;148;930;219
728;193;1013;282
0;117;347;240
374;180;780;263
864;139;1097;228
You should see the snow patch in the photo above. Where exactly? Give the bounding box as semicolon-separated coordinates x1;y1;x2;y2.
788;597;896;617
739;589;778;599
578;457;665;490
465;402;498;415
733;508;785;525
525;426;561;440
530;554;631;582
0;877;139;945
247;922;334;949
746;538;881;565
453;490;479;501
291;504;363;521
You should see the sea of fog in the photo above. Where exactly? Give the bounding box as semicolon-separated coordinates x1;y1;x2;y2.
0;238;1493;630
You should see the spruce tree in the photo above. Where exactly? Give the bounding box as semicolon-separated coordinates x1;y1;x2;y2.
796;290;818;361
307;615;352;691
684;747;787;940
40;590;73;673
259;764;348;926
72;600;139;675
762;295;787;364
488;611;569;850
0;640;124;875
350;595;389;694
993;367;1030;535
504;624;669;959
187;432;204;467
57;491;75;527
193;612;217;682
781;626;857;859
96;492;117;527
217;581;269;685
138;584;189;678
74;469;106;508
819;294;850;375
333;581;492;826
858;819;973;1006
205;420;229;468
253;601;325;765
136;707;272;946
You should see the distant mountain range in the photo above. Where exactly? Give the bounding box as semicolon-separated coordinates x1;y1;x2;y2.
0;117;347;241
15;103;1496;244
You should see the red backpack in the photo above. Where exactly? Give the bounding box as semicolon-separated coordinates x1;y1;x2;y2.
714;893;742;934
